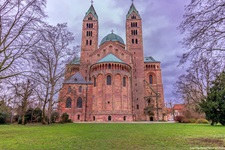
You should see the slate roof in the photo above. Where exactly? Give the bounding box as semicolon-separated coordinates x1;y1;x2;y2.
144;56;160;63
97;53;124;63
64;72;92;84
70;57;80;64
84;4;98;19
126;3;141;19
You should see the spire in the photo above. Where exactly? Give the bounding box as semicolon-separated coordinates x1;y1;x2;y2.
84;3;98;19
126;3;140;19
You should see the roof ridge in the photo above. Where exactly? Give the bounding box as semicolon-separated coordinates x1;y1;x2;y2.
97;53;124;63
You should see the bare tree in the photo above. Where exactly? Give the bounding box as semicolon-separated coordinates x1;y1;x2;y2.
179;0;225;64
31;23;75;124
12;79;35;125
0;0;46;80
175;55;223;116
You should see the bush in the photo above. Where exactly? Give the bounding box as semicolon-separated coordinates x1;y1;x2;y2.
60;113;69;123
0;112;8;124
181;118;190;123
51;111;59;123
67;119;72;123
175;116;183;123
189;118;197;123
18;117;27;125
181;118;197;123
196;118;209;124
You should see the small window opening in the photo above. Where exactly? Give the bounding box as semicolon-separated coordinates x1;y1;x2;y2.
108;116;112;121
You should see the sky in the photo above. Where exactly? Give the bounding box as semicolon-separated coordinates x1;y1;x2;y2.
45;0;191;104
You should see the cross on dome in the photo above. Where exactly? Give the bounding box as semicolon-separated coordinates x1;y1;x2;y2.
91;0;94;5
111;29;114;34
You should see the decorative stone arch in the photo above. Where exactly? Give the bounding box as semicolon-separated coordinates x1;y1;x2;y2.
114;73;122;85
96;73;104;87
108;64;112;69
117;64;119;70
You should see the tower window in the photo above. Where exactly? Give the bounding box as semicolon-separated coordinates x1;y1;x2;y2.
132;39;134;44
131;22;138;27
107;75;112;85
137;105;139;110
86;40;88;45
131;30;138;35
88;17;92;20
131;15;136;19
90;40;92;45
77;97;82;108
66;97;72;108
86;31;93;36
149;75;153;84
86;23;93;28
123;77;126;87
136;39;138;44
123;116;126;121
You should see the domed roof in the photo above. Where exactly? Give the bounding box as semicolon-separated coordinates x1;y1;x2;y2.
100;33;125;45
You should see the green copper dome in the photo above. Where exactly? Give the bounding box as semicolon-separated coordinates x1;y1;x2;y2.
100;33;125;45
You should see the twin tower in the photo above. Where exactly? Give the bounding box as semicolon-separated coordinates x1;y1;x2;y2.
58;2;165;122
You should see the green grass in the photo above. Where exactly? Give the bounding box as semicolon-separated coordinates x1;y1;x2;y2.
0;123;225;150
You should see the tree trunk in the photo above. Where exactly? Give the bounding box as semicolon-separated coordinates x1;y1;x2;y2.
47;85;55;124
22;115;25;125
42;102;47;124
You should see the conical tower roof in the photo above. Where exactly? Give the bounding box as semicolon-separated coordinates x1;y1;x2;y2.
126;3;140;19
84;4;98;19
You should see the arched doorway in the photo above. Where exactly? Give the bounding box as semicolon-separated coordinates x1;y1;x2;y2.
150;116;154;121
108;116;111;121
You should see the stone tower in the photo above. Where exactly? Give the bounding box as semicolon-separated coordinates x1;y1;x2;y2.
80;4;99;80
126;3;145;120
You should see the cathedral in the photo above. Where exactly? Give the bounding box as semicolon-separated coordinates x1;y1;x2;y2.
58;2;165;122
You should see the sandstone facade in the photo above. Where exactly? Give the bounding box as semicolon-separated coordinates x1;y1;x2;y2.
58;3;165;122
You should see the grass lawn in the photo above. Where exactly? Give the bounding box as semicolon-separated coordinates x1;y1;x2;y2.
0;123;225;150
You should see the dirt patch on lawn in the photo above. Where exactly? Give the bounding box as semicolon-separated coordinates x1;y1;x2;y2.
189;138;225;147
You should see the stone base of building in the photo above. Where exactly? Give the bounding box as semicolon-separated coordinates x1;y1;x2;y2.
72;114;133;122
